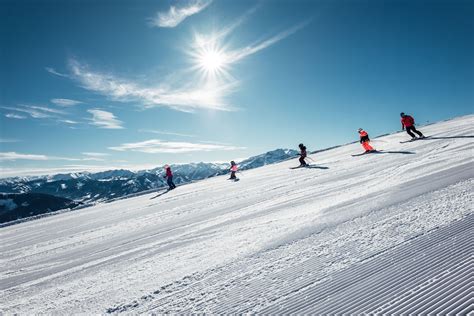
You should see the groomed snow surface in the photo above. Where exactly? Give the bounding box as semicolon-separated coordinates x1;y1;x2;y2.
0;115;473;314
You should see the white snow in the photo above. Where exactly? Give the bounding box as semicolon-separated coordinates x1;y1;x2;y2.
0;115;472;314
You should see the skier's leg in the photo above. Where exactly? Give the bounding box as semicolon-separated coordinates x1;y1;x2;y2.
406;126;416;138
167;177;174;189
299;156;306;166
362;141;374;151
412;126;424;137
230;171;236;179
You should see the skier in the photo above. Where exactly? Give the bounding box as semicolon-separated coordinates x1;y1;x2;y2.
400;112;425;140
163;164;176;190
229;161;238;180
358;128;376;153
298;143;308;167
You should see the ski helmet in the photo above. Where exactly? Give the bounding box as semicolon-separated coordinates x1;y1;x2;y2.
230;160;236;165
358;128;363;132
400;112;405;117
299;143;304;148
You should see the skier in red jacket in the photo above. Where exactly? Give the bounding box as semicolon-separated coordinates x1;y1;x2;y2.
400;112;425;140
358;128;375;153
163;165;176;190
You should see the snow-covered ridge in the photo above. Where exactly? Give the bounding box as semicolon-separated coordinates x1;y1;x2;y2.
0;114;472;313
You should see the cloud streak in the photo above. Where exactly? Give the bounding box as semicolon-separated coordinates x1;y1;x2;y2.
0;152;49;161
1;105;66;119
138;129;196;138
150;0;212;28
109;139;244;154
5;113;27;119
226;20;311;64
0;138;20;143
0;152;108;162
51;98;83;107
45;67;69;78
82;152;110;157
87;109;124;129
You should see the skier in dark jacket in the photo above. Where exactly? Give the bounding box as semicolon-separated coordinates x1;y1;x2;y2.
400;113;425;140
298;143;308;167
163;165;176;190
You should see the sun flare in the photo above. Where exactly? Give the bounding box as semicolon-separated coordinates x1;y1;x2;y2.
190;34;231;80
199;50;225;72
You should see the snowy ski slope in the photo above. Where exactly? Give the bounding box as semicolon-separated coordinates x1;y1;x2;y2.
0;115;472;313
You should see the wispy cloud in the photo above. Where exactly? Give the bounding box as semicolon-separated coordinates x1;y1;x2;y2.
45;67;69;78
5;113;27;119
109;139;244;154
1;105;66;119
0;152;49;161
69;58;236;112
28;105;66;115
138;129;196;138
59;119;79;125
0;151;108;162
82;152;110;157
226;20;311;64
149;0;212;28
0;138;20;143
88;109;124;129
81;152;109;161
51;98;82;107
3;105;82;127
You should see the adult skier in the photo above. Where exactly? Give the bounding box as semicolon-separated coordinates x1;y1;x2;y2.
298;143;308;167
163;165;176;190
400;112;425;140
358;128;376;153
229;160;238;180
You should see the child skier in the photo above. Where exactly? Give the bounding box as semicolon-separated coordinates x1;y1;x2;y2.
229;161;238;180
358;128;376;153
298;143;308;167
400;112;425;140
163;165;176;190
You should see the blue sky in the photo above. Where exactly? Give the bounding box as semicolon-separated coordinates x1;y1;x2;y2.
1;0;473;177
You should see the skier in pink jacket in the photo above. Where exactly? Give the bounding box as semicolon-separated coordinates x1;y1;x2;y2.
229;161;238;180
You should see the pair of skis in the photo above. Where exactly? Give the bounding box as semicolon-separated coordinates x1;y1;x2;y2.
290;164;329;170
399;136;430;143
351;150;379;157
351;136;430;156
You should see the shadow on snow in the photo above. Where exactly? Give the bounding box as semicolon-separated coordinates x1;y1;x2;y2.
424;136;474;140
374;150;416;155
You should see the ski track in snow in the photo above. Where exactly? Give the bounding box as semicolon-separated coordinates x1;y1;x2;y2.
0;115;473;313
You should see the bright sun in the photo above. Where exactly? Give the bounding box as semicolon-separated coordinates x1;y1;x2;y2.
190;33;231;81
199;50;224;72
199;49;226;72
